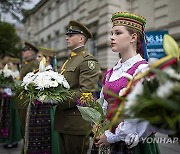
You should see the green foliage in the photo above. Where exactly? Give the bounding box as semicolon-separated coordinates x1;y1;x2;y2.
77;106;102;125
77;95;108;138
0;71;14;88
0;22;22;58
14;81;72;108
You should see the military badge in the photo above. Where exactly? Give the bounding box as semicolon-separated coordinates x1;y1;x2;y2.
88;61;95;70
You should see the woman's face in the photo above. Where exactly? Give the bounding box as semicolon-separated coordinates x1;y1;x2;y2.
36;53;44;63
110;26;133;53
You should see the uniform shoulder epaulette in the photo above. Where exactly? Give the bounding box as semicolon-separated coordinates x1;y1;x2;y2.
33;69;39;74
81;51;89;58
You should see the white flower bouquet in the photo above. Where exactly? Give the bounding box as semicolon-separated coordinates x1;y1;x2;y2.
15;68;72;107
0;64;15;88
123;63;180;135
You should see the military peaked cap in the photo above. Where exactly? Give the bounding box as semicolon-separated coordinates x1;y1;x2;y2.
9;57;20;64
66;20;92;39
22;42;38;53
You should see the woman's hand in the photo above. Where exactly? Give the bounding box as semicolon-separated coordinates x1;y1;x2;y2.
95;133;110;147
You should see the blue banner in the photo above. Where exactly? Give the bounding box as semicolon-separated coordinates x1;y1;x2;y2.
146;30;168;59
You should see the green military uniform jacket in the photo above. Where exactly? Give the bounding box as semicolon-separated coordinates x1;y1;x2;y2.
54;46;100;135
16;59;38;109
20;59;38;80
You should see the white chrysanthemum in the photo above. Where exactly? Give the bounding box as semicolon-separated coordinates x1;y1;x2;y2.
163;67;180;80
38;95;46;102
3;69;13;78
22;70;70;90
56;75;64;84
62;78;70;89
35;79;50;90
156;81;174;98
124;80;144;116
49;80;59;87
22;72;36;85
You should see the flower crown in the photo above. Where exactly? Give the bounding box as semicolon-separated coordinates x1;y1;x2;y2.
111;12;146;33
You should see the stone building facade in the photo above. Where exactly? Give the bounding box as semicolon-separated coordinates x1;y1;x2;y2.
23;0;180;68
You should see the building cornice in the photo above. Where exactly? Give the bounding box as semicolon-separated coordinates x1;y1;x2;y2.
29;0;49;14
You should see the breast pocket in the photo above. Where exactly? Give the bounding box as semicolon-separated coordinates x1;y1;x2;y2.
65;66;78;86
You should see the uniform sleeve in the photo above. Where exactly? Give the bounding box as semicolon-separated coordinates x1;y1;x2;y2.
59;58;100;110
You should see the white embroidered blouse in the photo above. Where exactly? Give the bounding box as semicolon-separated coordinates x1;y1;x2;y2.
101;54;154;147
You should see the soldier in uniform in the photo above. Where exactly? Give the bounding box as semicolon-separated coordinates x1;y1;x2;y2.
54;21;100;154
20;42;38;80
18;42;38;136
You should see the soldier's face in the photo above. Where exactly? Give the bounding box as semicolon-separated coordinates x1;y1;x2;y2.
22;50;36;61
65;34;82;50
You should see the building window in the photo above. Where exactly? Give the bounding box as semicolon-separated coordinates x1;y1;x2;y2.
36;17;39;31
38;15;41;31
88;34;97;56
48;7;51;24
66;0;70;12
41;38;44;46
54;31;60;51
47;35;51;48
41;13;44;29
56;1;60;19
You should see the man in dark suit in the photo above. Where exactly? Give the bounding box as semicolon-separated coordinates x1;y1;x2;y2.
54;21;100;154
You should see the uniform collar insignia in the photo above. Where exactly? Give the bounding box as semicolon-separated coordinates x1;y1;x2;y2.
70;51;77;57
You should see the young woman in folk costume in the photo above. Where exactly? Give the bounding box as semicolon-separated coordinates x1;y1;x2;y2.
0;57;22;148
91;12;160;154
23;47;60;154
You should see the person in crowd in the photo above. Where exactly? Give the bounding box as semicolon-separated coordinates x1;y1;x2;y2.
17;42;38;139
36;47;57;71
22;47;60;154
91;12;160;154
20;42;39;80
0;57;22;149
0;59;3;69
95;67;107;99
54;20;100;154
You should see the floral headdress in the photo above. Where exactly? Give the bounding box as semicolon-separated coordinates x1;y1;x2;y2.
111;12;146;34
112;12;148;60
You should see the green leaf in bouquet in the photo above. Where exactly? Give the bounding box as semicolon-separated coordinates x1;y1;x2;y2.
92;98;105;119
152;94;180;112
143;79;159;96
152;68;171;82
77;106;102;125
172;61;180;73
103;88;126;101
